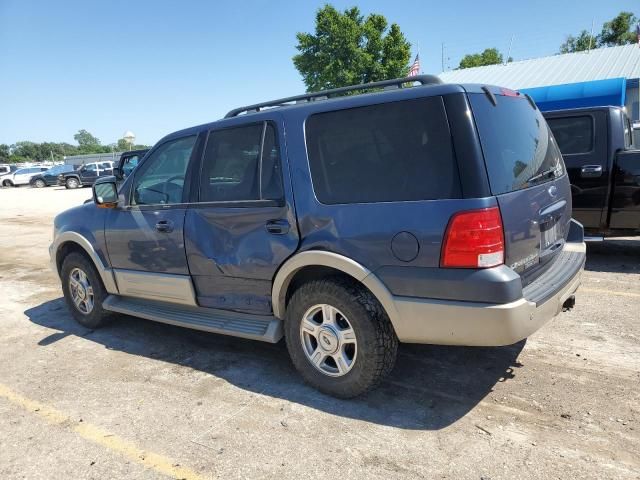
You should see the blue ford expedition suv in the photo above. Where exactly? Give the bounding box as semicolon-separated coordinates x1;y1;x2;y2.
50;76;585;398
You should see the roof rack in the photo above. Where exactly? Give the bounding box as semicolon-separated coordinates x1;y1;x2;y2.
224;74;443;118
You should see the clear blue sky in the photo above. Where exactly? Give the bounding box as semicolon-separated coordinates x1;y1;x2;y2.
0;0;636;146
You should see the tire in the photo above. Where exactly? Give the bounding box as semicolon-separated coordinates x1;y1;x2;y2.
34;179;46;188
66;177;79;189
61;252;113;329
1;180;11;187
284;277;398;398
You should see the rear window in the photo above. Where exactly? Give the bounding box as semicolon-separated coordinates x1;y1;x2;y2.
305;97;461;204
469;93;564;195
545;116;593;154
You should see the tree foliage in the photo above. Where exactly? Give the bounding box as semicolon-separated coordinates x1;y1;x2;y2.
458;48;504;69
560;11;637;53
559;30;597;54
0;130;150;163
598;11;637;47
293;5;411;92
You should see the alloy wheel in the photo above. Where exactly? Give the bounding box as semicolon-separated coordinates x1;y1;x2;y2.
69;267;94;314
299;304;357;377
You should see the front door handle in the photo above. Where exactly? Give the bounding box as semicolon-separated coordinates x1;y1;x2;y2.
155;220;174;233
580;165;603;178
266;219;290;235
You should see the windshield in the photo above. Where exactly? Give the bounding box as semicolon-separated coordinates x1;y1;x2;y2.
469;93;565;195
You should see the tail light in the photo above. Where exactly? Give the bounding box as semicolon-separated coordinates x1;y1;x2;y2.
440;207;504;268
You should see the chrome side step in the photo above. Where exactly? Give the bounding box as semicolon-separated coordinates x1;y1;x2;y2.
584;236;604;242
103;295;283;343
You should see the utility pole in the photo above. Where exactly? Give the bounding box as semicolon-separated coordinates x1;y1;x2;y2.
441;43;445;72
506;35;514;65
587;18;594;53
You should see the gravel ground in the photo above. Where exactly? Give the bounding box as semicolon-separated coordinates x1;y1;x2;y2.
0;185;638;480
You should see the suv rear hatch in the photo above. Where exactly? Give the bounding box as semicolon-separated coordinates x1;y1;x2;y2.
468;88;571;284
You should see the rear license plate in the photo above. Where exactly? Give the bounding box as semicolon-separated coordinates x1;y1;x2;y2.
541;222;560;249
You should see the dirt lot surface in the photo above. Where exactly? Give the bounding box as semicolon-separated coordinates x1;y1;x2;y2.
0;185;639;479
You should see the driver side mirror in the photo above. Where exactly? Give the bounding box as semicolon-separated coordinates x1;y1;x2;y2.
93;180;118;209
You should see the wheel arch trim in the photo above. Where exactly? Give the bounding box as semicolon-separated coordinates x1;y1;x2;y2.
51;231;118;294
271;251;400;328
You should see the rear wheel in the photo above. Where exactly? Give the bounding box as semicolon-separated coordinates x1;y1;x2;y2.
66;177;79;189
34;179;46;188
285;277;398;398
1;180;12;187
61;252;113;328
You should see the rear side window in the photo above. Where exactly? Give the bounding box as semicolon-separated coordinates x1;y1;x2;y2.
305;97;461;204
469;93;564;195
546;116;593;154
200;122;284;203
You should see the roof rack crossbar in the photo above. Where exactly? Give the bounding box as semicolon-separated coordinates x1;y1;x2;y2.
224;74;442;118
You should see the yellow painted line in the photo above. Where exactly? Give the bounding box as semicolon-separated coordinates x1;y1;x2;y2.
0;383;208;480
581;287;640;299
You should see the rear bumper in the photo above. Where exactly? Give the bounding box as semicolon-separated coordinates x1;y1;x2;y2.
391;241;585;346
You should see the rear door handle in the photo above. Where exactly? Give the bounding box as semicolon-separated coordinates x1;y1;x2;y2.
266;219;290;235
580;165;603;178
155;220;174;233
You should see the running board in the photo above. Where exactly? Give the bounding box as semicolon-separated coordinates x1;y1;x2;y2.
103;295;283;343
584;236;604;242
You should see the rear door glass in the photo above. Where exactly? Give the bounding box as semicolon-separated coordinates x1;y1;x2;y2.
469;93;565;195
305;97;461;204
546;116;593;154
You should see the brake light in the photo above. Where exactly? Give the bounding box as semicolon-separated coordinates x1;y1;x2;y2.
500;88;521;97
441;207;504;268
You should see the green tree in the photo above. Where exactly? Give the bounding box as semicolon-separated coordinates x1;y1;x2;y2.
73;129;101;147
598;11;637;46
559;30;597;53
458;48;504;69
0;144;9;162
293;5;411;92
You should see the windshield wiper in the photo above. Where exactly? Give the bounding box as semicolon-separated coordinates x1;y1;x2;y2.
526;166;558;184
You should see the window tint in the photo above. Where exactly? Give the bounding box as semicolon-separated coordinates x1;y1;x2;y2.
200;123;283;202
469;93;565;195
305;97;460;204
546;116;593;154
132;136;196;205
260;124;284;201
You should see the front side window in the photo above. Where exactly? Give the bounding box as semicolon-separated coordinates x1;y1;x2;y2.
200;123;283;202
84;164;98;172
546;116;593;155
305;97;461;204
132;136;196;205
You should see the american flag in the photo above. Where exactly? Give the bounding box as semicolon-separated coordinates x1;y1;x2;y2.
408;53;420;76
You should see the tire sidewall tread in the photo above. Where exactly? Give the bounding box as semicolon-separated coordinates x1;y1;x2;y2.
285;276;398;398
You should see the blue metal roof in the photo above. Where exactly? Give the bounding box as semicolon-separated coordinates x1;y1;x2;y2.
520;78;627;111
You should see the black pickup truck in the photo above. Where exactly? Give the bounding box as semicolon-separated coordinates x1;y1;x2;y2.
544;106;640;238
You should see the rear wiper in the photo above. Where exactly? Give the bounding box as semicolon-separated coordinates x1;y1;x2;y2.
526;166;558;184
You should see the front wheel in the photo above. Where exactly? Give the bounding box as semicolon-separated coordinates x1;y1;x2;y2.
61;252;113;328
285;277;398;398
66;177;79;189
